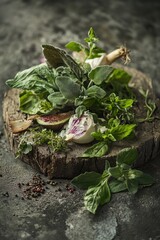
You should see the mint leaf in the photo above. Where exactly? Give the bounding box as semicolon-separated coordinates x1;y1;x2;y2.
89;65;113;85
65;41;84;52
71;172;102;190
84;179;111;214
82;142;108;158
117;148;138;165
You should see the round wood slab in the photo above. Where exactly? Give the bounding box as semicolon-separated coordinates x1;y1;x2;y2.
3;66;160;179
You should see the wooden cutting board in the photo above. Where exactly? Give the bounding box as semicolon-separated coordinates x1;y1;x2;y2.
3;66;160;179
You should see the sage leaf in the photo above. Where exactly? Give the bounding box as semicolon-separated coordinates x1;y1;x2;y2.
71;172;102;190
87;85;106;99
117;148;138;165
55;76;81;100
82;142;108;158
48;92;68;109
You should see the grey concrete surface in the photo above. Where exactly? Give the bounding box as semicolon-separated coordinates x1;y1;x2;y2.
0;0;160;239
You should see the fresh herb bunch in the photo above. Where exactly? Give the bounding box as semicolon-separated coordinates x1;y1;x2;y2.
16;128;67;158
72;147;154;214
6;28;155;215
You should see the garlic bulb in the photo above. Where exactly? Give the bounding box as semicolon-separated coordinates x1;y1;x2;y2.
65;113;96;144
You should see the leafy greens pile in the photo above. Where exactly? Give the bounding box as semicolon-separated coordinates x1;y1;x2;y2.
6;28;155;214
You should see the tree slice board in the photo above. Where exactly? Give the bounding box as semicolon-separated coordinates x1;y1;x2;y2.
3;66;160;179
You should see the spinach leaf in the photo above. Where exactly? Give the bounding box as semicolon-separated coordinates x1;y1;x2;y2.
6;63;58;92
20;90;53;114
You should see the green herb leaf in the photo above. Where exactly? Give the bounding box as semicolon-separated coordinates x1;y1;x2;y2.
20;90;53;114
71;172;102;190
6;63;58;92
84;179;111;214
108;166;122;178
107;68;131;85
82;142;108;158
55;76;81;100
126;179;139;194
117;148;138;165
109;179;127;193
75;105;86;117
89;65;113;85
112;124;136;141
65;41;84;52
43;45;84;80
137;173;154;186
48;92;68;109
87;85;106;99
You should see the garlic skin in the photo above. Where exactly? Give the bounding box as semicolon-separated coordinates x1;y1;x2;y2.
85;53;107;69
65;113;96;144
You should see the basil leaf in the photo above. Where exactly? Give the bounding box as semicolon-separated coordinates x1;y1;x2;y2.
71;172;102;190
84;179;111;214
82;142;108;158
109;179;127;193
20;90;53;114
108;166;122;178
117;148;138;165
137;173;154;186
55;76;81;100
112;124;136;141
65;41;84;52
107;68;131;85
87;85;106;99
89;65;113;85
126;179;139;194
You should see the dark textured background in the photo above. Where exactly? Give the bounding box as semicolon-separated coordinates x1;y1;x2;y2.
0;0;160;239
